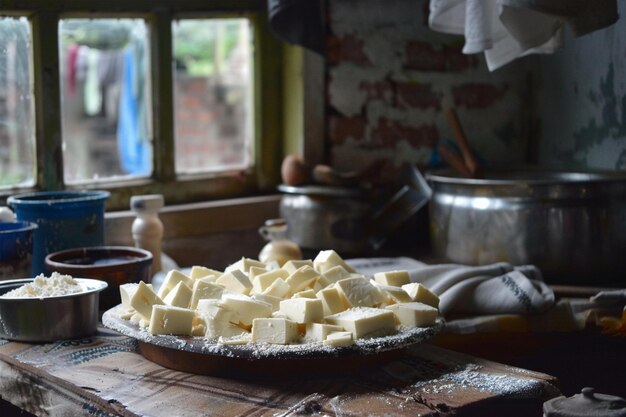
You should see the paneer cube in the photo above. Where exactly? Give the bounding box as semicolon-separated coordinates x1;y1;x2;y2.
313;250;355;274
316;287;347;315
371;280;413;304
190;280;224;309
283;259;314;274
385;302;438;327
401;283;440;308
216;269;253;295
293;289;316;298
374;270;411;287
252;269;289;294
149;305;195;336
163;281;192;308
285;266;320;293
304;322;344;343
190;265;222;280
130;281;165;321
220;294;273;326
279;298;324;324
323;331;353;347
157;269;194;299
335;276;386;308
262;278;291;298
225;257;266;274
325;307;396;339
322;265;351;283
196;299;248;339
251;318;299;344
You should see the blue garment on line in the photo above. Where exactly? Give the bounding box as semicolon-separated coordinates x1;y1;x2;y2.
117;44;151;176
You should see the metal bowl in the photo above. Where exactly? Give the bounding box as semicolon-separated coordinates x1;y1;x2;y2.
427;168;626;286
0;278;107;342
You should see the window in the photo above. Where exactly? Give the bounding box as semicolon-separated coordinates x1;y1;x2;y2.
0;1;284;211
0;17;35;188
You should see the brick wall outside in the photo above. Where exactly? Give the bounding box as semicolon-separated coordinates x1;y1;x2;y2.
174;76;248;172
325;0;532;176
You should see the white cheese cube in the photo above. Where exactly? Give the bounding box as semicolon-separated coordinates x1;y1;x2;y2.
314;274;331;290
304;322;344;343
251;318;299;344
325;307;396;339
374;270;411;287
370;280;413;304
220;294;273;326
190;265;222;280
285;266;319;293
130;281;165;321
196;299;248;339
120;283;140;309
157;269;194;299
251;293;282;311
323;331;353;347
323;265;351;283
262;278;291;298
216;269;253;295
163;281;193;308
225;257;266;274
401;283;440;308
190;280;224;309
313;250;355;274
252;269;289;293
279;298;324;324
385;302;438;327
148;305;195;336
283;259;314;274
335;276;386;308
293;289;316;298
248;266;268;280
316;287;347;316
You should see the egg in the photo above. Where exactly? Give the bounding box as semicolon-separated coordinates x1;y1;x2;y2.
281;155;310;186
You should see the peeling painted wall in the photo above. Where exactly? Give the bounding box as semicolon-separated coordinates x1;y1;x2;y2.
326;0;532;174
532;4;626;171
325;0;625;173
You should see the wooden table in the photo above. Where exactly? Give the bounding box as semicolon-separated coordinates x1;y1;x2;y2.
0;326;559;417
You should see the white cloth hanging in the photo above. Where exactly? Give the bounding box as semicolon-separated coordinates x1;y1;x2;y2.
428;0;619;71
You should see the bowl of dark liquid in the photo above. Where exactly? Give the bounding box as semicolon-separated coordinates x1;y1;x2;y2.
45;246;152;311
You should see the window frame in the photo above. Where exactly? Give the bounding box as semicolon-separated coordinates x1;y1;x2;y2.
0;0;284;211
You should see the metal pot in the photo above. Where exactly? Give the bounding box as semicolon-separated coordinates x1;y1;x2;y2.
427;169;626;286
278;184;373;254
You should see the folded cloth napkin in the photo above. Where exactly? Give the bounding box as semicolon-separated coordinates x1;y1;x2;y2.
408;262;555;316
428;0;618;71
348;258;555;318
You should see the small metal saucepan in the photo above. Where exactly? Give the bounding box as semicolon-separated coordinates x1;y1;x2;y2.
0;278;107;342
427;168;626;286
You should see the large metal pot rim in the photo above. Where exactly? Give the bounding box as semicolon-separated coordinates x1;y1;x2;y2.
426;168;626;186
278;184;368;198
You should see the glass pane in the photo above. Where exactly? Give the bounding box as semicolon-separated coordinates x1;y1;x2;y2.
59;18;152;183
173;18;254;174
0;17;35;188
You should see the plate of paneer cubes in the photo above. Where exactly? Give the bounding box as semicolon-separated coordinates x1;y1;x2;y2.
102;250;443;377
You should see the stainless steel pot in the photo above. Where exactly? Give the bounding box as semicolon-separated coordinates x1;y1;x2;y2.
279;184;373;254
0;278;107;342
427;169;626;286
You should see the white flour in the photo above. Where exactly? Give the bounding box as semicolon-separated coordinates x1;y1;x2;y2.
2;272;83;298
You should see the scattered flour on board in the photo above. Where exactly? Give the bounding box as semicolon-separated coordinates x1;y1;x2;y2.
1;272;83;298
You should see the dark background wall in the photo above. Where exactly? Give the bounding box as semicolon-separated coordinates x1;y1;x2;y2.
324;0;626;174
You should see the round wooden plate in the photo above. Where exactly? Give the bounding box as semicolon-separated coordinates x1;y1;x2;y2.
102;305;443;378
